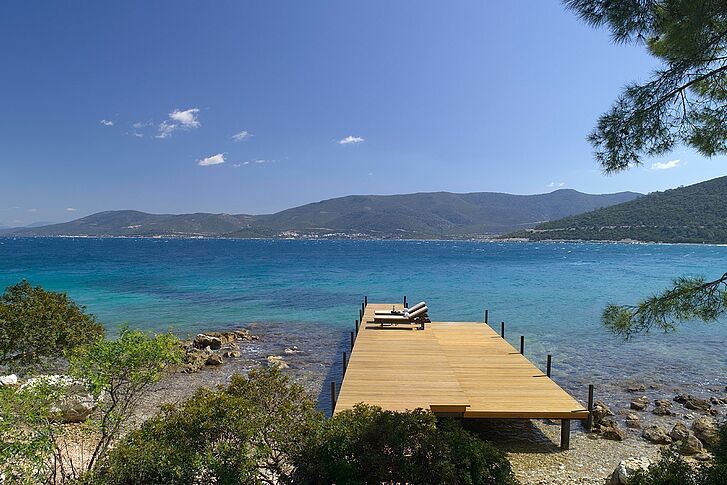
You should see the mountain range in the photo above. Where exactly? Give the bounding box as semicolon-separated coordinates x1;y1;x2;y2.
507;175;727;243
1;189;641;239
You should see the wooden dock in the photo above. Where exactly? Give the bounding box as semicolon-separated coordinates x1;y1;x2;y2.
334;303;590;449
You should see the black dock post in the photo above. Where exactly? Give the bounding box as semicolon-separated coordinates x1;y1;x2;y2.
330;381;337;415
560;419;571;450
485;309;488;324
364;295;367;306
520;336;524;355
350;331;354;350
342;351;347;375
500;322;505;338
404;295;407;308
355;319;359;334
586;384;594;431
359;309;363;321
546;354;552;377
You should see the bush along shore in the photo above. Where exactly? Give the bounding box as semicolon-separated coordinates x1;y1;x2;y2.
1;281;726;484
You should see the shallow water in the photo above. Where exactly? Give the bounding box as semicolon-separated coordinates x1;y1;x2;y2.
1;237;725;411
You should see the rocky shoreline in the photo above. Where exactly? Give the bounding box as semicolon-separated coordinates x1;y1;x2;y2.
4;324;724;484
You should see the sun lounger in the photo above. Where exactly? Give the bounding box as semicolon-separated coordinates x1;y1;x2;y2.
374;301;426;316
372;305;430;330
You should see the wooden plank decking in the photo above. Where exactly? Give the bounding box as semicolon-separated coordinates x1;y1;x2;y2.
335;303;588;423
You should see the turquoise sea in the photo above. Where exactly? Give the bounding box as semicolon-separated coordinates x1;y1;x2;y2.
1;237;725;408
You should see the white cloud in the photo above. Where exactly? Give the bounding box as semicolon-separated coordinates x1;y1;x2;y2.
198;153;225;166
27;208;38;212
337;135;365;145
157;108;200;138
651;159;683;170
66;207;77;212
547;182;566;188
232;163;242;168
253;159;269;164
99;119;114;126
231;130;252;141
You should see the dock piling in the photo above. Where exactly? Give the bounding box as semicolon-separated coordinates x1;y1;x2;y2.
330;381;337;415
350;331;354;350
485;309;488;324
355;319;359;334
560;419;571;450
520;336;524;355
364;296;367;306
500;322;505;338
342;351;347;375
404;295;407;308
586;384;594;432
546;354;552;377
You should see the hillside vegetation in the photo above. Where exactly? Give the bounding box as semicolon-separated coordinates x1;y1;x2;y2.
507;176;727;243
5;189;639;239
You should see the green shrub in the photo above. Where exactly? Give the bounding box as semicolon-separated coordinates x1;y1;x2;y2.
0;280;104;370
293;403;516;485
91;367;323;484
0;328;182;484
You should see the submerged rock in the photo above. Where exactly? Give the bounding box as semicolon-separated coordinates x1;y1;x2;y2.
223;350;241;358
284;346;301;354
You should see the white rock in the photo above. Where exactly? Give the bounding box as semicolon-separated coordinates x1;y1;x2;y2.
20;374;97;423
608;457;652;485
0;374;18;386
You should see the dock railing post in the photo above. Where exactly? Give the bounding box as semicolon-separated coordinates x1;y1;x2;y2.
586;384;594;432
342;351;347;375
560;419;571;450
330;381;337;416
500;322;505;338
520;336;524;355
485;309;488;324
546;354;552;377
350;331;354;350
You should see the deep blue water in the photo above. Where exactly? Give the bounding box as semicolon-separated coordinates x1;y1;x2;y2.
1;237;725;404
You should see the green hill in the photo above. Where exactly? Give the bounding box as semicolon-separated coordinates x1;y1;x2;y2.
6;189;640;239
506;176;727;243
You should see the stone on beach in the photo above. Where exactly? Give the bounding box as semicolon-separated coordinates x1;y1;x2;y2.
223;350;241;358
642;425;672;444
625;413;641;429
22;375;97;423
591;400;614;429
607;457;652;485
284;346;301;354
205;353;224;366
674;394;712;412
652;399;672;416
692;416;719;447
0;374;18;386
194;334;222;350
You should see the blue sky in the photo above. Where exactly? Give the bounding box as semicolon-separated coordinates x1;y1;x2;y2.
1;1;725;226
